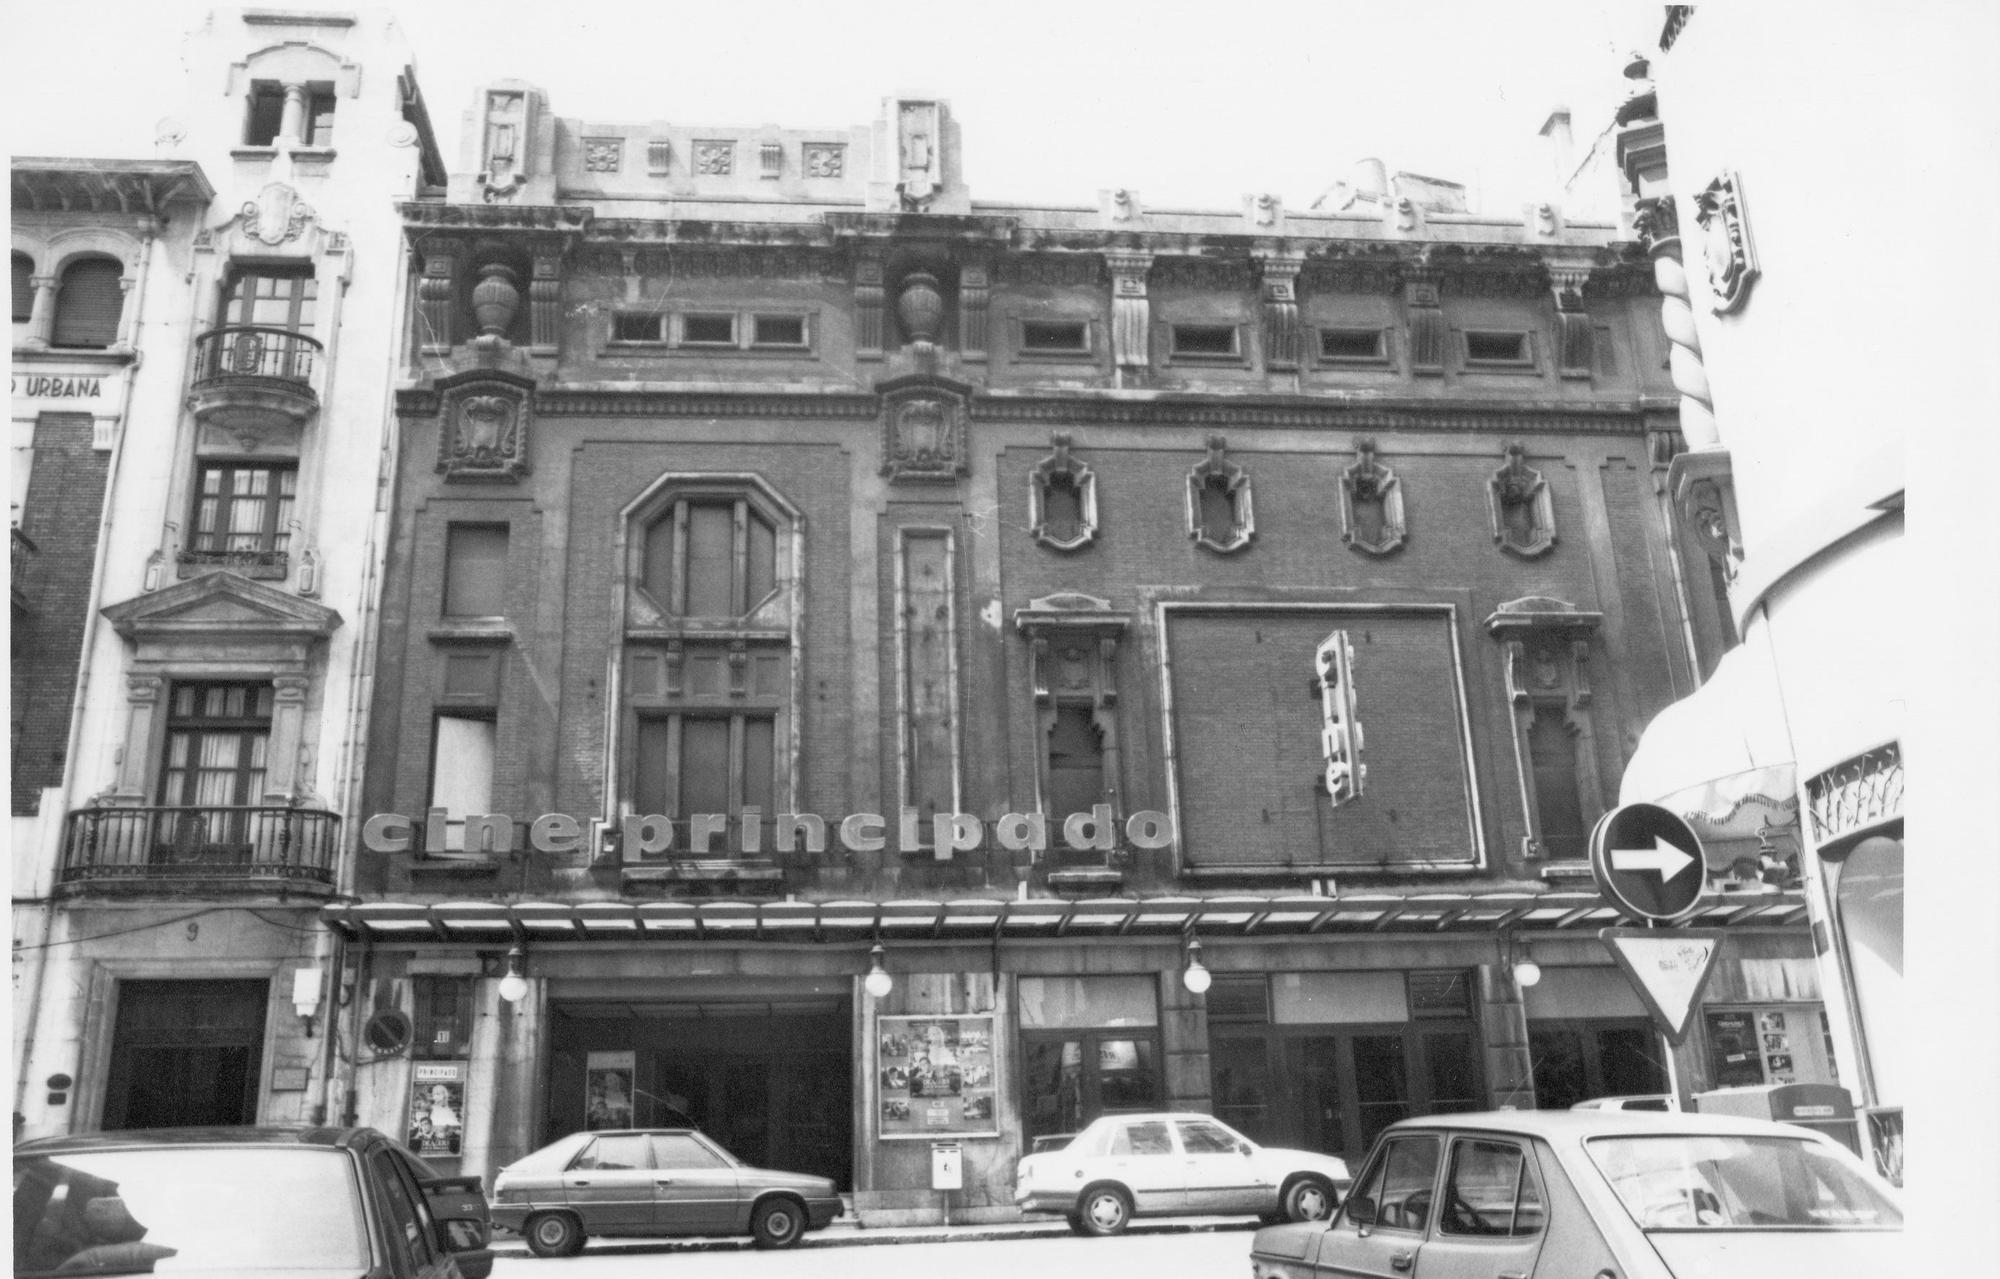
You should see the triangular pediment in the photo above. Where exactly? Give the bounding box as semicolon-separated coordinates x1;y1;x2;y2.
103;571;343;642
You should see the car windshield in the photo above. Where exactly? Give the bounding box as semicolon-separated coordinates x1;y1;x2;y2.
14;1146;372;1275
1584;1134;1901;1232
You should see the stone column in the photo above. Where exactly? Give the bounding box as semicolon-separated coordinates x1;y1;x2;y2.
24;274;57;349
109;674;165;800
278;83;309;146
263;673;310;800
1638;200;1718;447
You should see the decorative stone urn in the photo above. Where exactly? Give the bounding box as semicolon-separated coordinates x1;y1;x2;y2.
471;264;522;338
895;271;944;346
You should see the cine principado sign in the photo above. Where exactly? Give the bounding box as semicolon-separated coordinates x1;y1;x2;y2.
1588;801;1706;923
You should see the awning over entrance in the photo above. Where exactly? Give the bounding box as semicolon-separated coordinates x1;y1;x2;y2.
320;887;1806;944
1621;644;1800;871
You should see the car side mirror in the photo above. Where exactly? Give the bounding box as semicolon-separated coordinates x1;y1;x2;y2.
420;1175;494;1279
1346;1195;1377;1228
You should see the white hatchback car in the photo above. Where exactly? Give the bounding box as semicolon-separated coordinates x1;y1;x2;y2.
1014;1112;1351;1236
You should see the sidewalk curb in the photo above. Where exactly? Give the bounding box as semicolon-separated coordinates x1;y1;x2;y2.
492;1216;1261;1256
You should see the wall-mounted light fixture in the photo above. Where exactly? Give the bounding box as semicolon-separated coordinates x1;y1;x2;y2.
292;967;325;1037
1502;932;1541;989
863;944;894;999
1182;935;1213;994
497;946;528;1003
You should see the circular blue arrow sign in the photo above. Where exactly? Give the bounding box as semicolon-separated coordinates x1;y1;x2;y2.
1588;801;1706;922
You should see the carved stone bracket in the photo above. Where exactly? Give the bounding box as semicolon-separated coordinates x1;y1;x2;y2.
1338;438;1406;556
1403;265;1445;376
1693;170;1759;315
437;371;534;483
1549;267;1594;379
1257;255;1303;371
1013;593;1127;706
855;253;886;360
418;238;465;354
958;264;990;360
1030;431;1099;551
529;251;562;352
1488;442;1556;558
879;376;970;483
1187;434;1255;553
1105;251;1153;371
1668;447;1743;583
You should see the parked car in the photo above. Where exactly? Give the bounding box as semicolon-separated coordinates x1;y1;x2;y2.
1014;1111;1351;1237
490;1128;843;1255
1249;1109;1902;1279
13;1125;493;1277
1572;1094;1679;1112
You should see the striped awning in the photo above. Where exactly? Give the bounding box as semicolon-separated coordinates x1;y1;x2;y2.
320;888;1806;944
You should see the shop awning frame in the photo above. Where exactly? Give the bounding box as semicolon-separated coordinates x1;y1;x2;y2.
320;888;1806;945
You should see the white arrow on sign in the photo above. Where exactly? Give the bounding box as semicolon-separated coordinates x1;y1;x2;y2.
1609;837;1696;881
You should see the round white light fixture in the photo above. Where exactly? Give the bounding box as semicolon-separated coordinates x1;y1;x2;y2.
863;945;894;998
498;946;528;1003
1512;959;1542;988
1182;938;1213;994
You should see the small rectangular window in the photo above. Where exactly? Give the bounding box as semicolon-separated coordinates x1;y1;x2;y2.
613;313;663;342
1021;320;1089;353
680;313;736;345
443;524;508;618
1170;324;1239;357
750;314;807;348
306;90;336;147
1408;970;1474;1019
412;977;473;1058
244;83;285;146
1319;327;1386;361
1464;330;1532;365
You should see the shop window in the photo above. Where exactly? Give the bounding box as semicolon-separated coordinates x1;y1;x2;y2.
12;252;32;323
1020;1033;1161;1142
427;713;496;853
1529;1019;1667;1109
159;682;273;809
443;524;509;619
50;256;124;349
1186;434;1254;553
184;462;296;578
1029;432;1098;551
412;977;473;1058
223;265;318;334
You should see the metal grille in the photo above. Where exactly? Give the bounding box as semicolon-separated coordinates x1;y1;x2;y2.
1804;742;1903;844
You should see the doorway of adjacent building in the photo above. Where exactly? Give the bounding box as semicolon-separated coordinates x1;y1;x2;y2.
548;997;852;1189
1527;1017;1670;1109
101;979;268;1129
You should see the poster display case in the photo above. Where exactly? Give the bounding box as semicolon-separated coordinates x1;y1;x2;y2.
408;1060;467;1159
876;1014;998;1140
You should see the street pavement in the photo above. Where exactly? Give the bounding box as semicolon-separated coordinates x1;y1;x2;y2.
489;1218;1261;1276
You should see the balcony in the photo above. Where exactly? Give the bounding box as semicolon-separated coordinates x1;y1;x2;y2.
187;325;322;433
176;546;289;581
59;805;339;895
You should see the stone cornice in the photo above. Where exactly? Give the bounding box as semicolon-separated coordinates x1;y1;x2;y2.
398;201;591;234
12;159;214;216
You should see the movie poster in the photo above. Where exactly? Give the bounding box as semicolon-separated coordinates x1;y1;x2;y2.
586;1051;636;1130
409;1061;467;1159
877;1014;997;1139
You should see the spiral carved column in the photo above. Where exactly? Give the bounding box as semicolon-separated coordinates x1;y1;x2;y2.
1637;197;1718;449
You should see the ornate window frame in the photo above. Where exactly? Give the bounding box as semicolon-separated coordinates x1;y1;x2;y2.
1485;596;1604;866
1337;438;1406;556
1186;434;1255;554
1488;442;1556;558
1029;431;1099;551
1014;593;1129;880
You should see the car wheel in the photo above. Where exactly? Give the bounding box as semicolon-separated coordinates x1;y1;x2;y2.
525;1211;585;1258
1076;1185;1133;1237
1282;1174;1337;1223
751;1197;807;1250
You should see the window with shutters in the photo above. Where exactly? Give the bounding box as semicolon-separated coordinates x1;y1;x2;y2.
159;682;273;809
224;265;318;334
640;496;777;622
633;713;776;852
12;253;32;324
183;462;296;578
51;256;123;349
427;713;497;853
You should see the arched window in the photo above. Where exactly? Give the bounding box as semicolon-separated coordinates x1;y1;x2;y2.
12;252;33;324
51;256;124;349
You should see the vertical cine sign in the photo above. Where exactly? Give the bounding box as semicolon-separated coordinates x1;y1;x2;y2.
1315;630;1365;806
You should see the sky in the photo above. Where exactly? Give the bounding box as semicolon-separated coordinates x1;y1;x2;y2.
3;0;1649;214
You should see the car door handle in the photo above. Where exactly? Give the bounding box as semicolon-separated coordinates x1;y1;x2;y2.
655;1178;675;1185
1389;1250;1414;1272
571;1180;591;1186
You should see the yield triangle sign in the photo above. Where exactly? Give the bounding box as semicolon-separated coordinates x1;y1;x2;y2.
1599;928;1728;1045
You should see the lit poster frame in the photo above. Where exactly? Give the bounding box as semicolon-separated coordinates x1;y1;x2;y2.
876;1013;998;1140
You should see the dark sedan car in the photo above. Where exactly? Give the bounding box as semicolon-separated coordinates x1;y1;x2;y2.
491;1128;844;1255
14;1125;494;1277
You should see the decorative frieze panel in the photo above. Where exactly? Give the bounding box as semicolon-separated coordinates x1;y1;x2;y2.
437;373;534;483
1488;442;1556;558
1186;434;1254;553
1029;432;1099;551
1337;438;1406;556
582;138;623;173
804;143;846;178
1301;259;1401;295
1152;258;1253;292
995;257;1103;288
880;380;969;484
694;141;735;176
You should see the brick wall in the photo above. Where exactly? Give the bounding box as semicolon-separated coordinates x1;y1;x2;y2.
11;413;108;814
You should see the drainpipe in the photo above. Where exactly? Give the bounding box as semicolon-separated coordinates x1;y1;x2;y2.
13;224;158;1129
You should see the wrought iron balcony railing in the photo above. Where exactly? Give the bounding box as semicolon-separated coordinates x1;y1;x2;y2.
192;324;322;390
60;805;338;890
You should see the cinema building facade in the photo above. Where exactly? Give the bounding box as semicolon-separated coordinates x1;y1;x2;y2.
329;86;1830;1220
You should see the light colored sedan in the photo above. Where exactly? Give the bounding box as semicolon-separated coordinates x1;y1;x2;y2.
489;1129;842;1256
1250;1109;1902;1279
1014;1112;1351;1236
